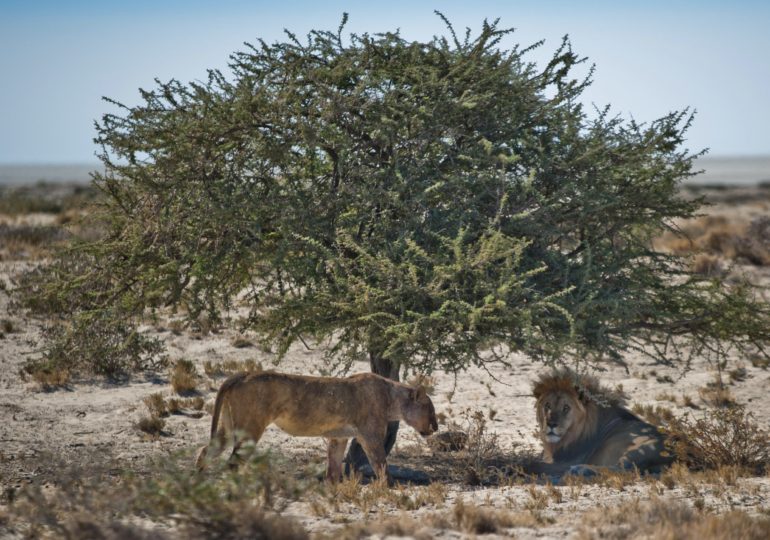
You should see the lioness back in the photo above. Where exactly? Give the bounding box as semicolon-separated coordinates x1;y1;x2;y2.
219;371;391;438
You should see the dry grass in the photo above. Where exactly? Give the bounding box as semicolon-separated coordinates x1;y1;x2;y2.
170;358;198;395
578;498;770;540
143;392;168;418
691;253;724;276
314;475;449;517
451;498;542;533
21;365;71;391
167;396;205;414
203;358;262;378
631;403;675;425
698;379;737;408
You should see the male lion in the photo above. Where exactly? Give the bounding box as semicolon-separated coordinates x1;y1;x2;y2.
525;369;674;478
195;371;438;482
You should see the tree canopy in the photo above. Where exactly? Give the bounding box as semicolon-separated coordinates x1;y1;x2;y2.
20;14;770;379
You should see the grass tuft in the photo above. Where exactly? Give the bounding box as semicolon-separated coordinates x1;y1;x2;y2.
170;359;198;395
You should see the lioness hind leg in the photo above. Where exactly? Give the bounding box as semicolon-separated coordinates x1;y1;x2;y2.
195;428;229;471
227;423;268;469
326;438;349;483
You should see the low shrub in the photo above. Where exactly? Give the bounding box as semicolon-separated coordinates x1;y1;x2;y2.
668;405;770;474
3;451;310;540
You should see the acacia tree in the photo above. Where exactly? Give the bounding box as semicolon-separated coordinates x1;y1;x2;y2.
21;15;770;469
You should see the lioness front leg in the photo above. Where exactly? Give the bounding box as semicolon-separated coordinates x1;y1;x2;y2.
358;438;390;485
326;438;348;483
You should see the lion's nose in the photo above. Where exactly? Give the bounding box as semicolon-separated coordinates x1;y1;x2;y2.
547;420;559;429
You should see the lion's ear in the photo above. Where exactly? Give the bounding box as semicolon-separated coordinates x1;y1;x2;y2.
408;388;418;401
575;386;588;404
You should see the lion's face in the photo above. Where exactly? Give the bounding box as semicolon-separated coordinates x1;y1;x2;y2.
536;391;586;444
402;387;439;437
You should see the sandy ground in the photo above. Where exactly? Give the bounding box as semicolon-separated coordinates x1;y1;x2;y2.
1;187;769;538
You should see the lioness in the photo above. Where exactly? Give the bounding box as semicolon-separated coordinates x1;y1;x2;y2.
525;369;674;478
195;371;438;482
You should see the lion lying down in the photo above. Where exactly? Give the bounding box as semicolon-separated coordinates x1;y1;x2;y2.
195;371;438;482
524;369;674;478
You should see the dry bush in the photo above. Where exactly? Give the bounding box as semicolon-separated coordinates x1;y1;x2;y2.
170;359;198;395
578;498;770;540
633;401;769;474
655;215;770;267
1;318;15;333
135;415;165;437
427;430;469;452
666;405;770;474
457;409;505;485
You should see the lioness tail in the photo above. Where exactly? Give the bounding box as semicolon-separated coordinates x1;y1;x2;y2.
209;372;248;439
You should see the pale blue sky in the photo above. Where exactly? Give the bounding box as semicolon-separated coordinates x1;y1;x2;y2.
1;0;768;163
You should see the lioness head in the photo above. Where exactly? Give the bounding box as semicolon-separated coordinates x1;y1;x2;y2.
534;390;587;444
402;386;438;437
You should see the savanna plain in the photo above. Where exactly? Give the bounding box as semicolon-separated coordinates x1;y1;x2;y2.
1;181;769;539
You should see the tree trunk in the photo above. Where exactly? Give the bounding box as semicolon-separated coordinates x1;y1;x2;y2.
344;351;400;474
